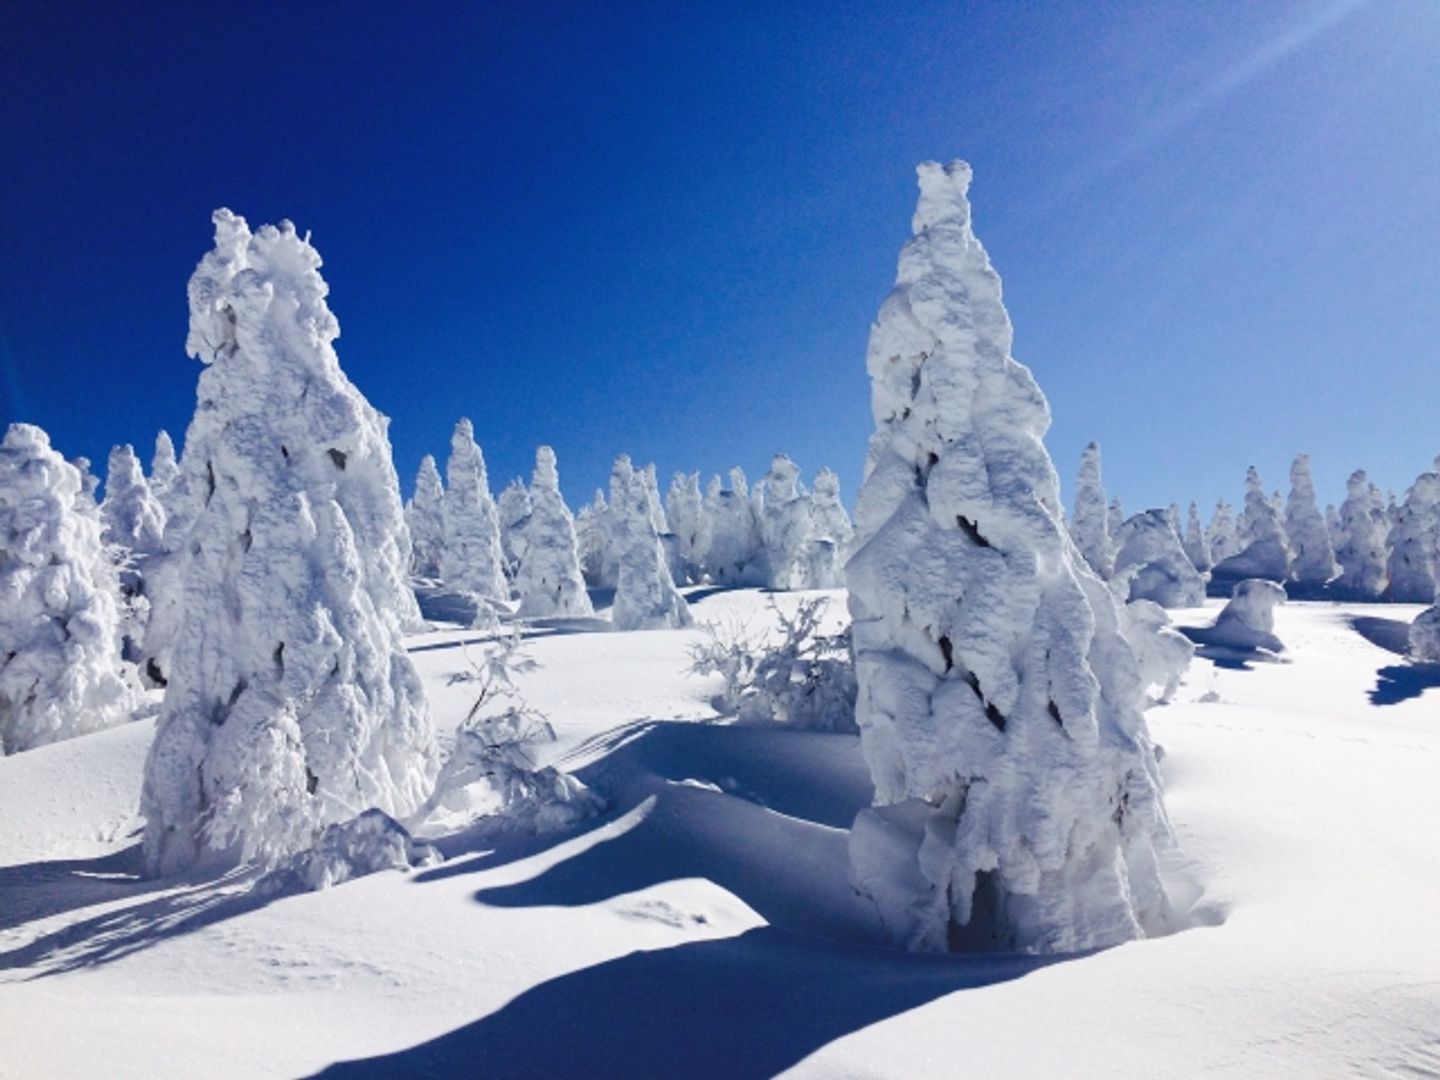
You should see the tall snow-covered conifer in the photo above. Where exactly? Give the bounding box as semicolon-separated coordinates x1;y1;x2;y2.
101;444;167;556
441;419;509;602
1070;441;1113;580
1183;502;1211;573
845;162;1173;955
140;210;437;875
666;471;710;585
703;468;764;585
149;430;180;511
1213;466;1288;583
1285;453;1337;588
1386;473;1440;602
515;447;593;618
1334;469;1387;598
807;466;854;588
405;455;445;578
497;477;532;578
757;454;815;589
609;455;692;630
1207;500;1240;565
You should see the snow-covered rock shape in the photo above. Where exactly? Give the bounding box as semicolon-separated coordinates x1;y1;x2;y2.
150;430;180;510
1285;454;1337;588
441;419;509;603
1112;510;1207;608
140;210;438;876
845;161;1173;956
807;467;854;588
1385;473;1440;602
1201;579;1287;654
609;455;692;631
1070;442;1113;580
704;468;764;586
1213;467;1288;584
758;454;815;589
1333;470;1387;599
515;447;593;618
405;455;445;579
666;471;710;585
1207;500;1240;565
0;424;141;754
101;444;167;556
497;477;532;578
1182;502;1212;574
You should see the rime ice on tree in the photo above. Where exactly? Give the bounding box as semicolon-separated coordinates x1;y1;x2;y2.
1285;454;1337;589
757;454;815;589
703;468;764;586
1070;442;1113;579
0;424;141;754
1183;502;1212;574
1207;500;1240;566
497;477;532;579
807;466;854;588
405;455;445;579
1213;467;1288;585
515;447;593;618
101;444;167;556
1334;470;1387;599
845;162;1173;955
140;210;437;875
1112;510;1206;608
1385;472;1440;603
149;430;180;512
441;419;509;604
609;455;692;630
666;471;710;585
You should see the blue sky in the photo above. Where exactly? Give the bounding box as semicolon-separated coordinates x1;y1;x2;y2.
2;1;1437;516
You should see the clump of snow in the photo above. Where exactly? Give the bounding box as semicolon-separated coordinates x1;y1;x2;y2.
1334;469;1388;599
514;446;593;618
140;210;438;876
1385;472;1439;603
1112;509;1206;608
0;423;142;754
844;161;1174;955
278;808;440;892
1070;441;1113;579
405;455;445;579
1120;600;1194;705
441;419;509;605
1285;453;1337;588
609;455;693;631
1213;467;1289;584
1202;579;1287;654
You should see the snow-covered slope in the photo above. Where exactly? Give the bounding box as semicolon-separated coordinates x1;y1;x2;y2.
3;590;1440;1078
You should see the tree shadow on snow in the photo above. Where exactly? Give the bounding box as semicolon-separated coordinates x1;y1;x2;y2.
311;925;1065;1080
0;842;168;934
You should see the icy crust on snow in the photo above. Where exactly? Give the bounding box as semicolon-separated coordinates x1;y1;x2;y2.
0;424;141;754
442;419;509;603
140;211;438;876
1070;442;1113;579
845;162;1175;955
1385;473;1439;603
610;455;693;631
1112;510;1206;608
405;455;445;579
515;447;593;618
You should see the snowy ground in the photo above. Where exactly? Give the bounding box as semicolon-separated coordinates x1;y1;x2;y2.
3;589;1439;1078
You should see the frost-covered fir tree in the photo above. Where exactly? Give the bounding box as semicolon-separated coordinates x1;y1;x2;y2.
1069;441;1113;580
845;162;1173;955
807;466;854;588
1333;469;1387;599
666;471;710;585
1107;495;1124;547
1207;500;1240;565
405;455;445;579
497;477;532;578
609;455;692;630
441;419;509;603
640;463;668;535
574;489;608;586
703;468;764;585
515;447;593;618
140;210;437;875
150;430;180;512
1285;453;1337;588
1213;467;1288;584
1325;503;1341;549
0;424;141;755
1112;510;1206;608
102;444;167;556
757;454;816;589
1183;502;1212;574
71;455;101;512
1385;473;1440;602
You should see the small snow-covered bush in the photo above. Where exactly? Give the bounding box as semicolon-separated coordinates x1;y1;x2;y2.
280;809;440;892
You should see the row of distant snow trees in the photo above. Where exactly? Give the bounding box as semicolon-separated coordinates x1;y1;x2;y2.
1069;442;1440;608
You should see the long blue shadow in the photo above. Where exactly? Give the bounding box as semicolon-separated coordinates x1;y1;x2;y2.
1348;615;1412;657
1370;663;1440;706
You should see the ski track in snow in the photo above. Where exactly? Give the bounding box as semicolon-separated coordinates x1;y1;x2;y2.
1;589;1438;1078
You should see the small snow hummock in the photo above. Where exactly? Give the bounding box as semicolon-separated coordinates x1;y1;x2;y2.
1285;453;1337;589
1385;472;1440;603
1112;509;1207;608
406;454;446;579
1070;442;1114;579
1212;467;1289;585
514;446;593;618
140;210;438;876
0;423;142;754
442;418;510;605
845;161;1174;956
1333;469;1388;599
609;455;693;630
1195;579;1287;655
276;808;440;892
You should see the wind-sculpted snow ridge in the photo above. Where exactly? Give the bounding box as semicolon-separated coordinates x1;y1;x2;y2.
442;419;509;606
610;455;693;631
406;455;445;579
515;446;593;618
0;424;142;754
1112;510;1206;608
1070;442;1113;579
845;161;1177;956
140;210;437;876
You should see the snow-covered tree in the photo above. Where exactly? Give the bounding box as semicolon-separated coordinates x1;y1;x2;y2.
574;489;608;586
497;477;532;578
1207;500;1240;565
1069;441;1113;579
515;447;593;618
609;455;692;630
1120;599;1194;706
1213;467;1288;583
666;471;710;585
101;444;167;556
1333;469;1387;599
640;462;668;535
1385;473;1440;602
845;161;1173;955
757;454;815;589
1112;510;1207;608
1182;502;1211;574
140;210;437;876
70;455;101;513
1107;495;1124;547
405;455;445;578
704;468;764;585
807;466;853;588
150;430;180;511
0;424;141;755
1285;454;1337;588
1201;579;1287;654
1325;503;1341;549
441;419;509;603
1410;605;1440;663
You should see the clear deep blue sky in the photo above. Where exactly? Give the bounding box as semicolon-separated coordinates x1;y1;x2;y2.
2;1;1437;516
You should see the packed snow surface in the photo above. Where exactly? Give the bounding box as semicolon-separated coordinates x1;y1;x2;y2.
2;589;1439;1077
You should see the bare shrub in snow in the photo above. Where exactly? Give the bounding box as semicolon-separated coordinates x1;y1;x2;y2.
0;423;141;754
140;210;438;876
1070;441;1113;580
845;161;1173;955
1285;453;1337;588
609;455;692;630
1334;470;1387;599
515;446;593;618
442;418;509;604
406;454;445;578
1112;510;1206;608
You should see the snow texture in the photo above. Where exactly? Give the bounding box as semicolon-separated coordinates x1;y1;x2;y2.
1070;441;1113;579
140;210;438;876
844;161;1173;955
1213;467;1289;583
609;455;693;631
515;446;593;618
1385;472;1440;603
0;424;141;754
441;419;509;603
1202;579;1287;654
1285;453;1337;587
1112;509;1206;608
1334;469;1388;599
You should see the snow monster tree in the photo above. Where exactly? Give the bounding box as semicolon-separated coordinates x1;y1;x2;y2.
845;162;1175;955
141;211;437;876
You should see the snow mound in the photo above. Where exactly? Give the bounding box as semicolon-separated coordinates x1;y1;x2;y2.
278;808;440;892
1191;579;1287;655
